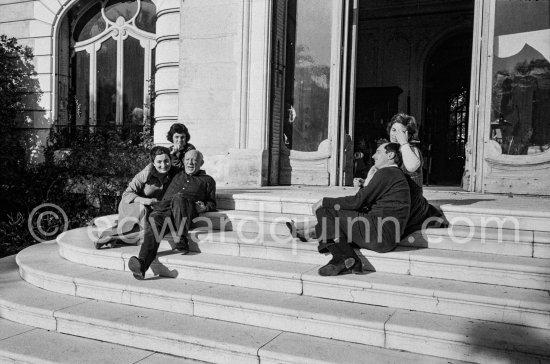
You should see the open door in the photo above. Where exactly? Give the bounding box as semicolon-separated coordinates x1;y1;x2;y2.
269;0;356;185
338;0;359;186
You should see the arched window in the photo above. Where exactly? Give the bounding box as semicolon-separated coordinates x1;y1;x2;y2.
59;0;156;127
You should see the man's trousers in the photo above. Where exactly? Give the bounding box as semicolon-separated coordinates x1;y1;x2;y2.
138;195;198;271
314;206;398;254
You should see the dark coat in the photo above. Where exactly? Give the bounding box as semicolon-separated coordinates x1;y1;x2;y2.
318;166;410;253
162;169;216;213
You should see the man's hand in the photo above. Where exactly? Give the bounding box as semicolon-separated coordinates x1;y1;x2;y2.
353;178;365;188
311;199;322;215
143;198;159;206
195;201;207;213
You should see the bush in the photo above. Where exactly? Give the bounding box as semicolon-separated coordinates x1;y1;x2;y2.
0;126;153;258
0;35;40;134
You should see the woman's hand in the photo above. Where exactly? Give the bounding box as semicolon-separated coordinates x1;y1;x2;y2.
195;201;207;213
395;129;409;146
311;199;322;215
353;178;365;188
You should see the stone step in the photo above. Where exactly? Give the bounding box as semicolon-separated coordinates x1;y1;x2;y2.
408;226;544;257
93;211;550;258
42;237;550;329
216;188;550;232
197;210;310;236
200;209;549;245
58;226;550;290
0;255;470;364
0;318;201;364
11;246;550;363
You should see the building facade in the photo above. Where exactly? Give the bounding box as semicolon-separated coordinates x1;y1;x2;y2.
1;0;549;194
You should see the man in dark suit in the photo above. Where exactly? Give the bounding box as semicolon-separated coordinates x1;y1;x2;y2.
310;142;410;276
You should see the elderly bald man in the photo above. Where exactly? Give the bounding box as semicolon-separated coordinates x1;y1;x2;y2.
128;149;216;280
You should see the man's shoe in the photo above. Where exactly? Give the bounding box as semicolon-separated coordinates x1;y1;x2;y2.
128;256;145;280
173;237;189;253
318;257;356;276
349;258;363;274
337;242;363;274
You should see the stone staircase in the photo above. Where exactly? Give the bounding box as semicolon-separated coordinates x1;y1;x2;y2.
1;187;550;363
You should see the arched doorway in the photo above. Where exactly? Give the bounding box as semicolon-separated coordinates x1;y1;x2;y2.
423;31;472;186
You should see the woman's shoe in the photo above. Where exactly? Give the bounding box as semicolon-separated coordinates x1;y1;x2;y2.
94;236;114;249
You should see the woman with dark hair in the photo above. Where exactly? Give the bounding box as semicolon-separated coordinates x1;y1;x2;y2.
95;146;176;249
167;123;195;169
387;113;423;187
355;113;423;189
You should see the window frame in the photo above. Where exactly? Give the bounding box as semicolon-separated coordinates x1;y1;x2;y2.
72;0;156;126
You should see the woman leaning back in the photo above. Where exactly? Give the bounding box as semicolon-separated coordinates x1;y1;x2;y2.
94;146;176;249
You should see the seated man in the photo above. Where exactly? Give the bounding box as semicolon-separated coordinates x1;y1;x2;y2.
355;169;446;237
309;142;411;276
128;149;216;280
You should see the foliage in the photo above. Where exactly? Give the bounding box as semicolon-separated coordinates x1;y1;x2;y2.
0;125;153;258
0;35;41;134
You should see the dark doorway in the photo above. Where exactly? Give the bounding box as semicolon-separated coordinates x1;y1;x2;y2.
423;32;473;186
353;87;403;177
351;1;474;186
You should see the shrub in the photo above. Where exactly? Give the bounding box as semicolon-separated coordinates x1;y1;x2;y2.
0;35;41;134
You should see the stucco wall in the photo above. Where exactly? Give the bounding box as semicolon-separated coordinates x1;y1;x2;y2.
171;0;272;187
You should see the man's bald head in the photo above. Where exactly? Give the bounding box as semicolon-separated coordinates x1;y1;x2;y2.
184;149;204;175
